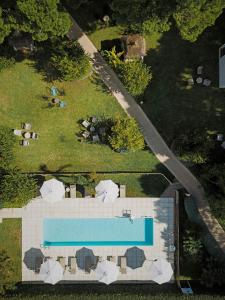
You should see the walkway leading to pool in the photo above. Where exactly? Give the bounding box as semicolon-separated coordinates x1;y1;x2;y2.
67;18;225;255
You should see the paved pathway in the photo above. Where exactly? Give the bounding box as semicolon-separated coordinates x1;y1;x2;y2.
67;18;225;254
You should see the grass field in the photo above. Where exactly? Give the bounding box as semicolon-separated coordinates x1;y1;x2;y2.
0;219;22;283
0;60;163;173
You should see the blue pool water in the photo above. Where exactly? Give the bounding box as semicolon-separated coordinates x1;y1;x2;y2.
43;218;153;246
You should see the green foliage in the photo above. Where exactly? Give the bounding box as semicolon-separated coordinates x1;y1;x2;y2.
0;7;11;44
200;257;225;288
50;40;91;81
110;0;174;34
16;0;72;41
0;56;15;72
109;117;145;152
74;174;94;187
0;126;16;169
118;60;152;97
183;232;203;263
102;46;123;68
173;129;214;164
0;248;16;295
0;171;38;207
174;0;225;42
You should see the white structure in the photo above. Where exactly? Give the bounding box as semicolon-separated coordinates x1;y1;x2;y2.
40;179;65;204
40;259;64;285
148;258;173;284
219;44;225;88
95;260;119;285
95;180;119;203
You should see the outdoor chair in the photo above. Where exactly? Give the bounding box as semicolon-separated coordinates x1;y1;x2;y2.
91;116;98;123
35;256;43;274
57;256;66;270
21;140;29;147
68;256;76;274
203;79;211;86
119;256;127;274
82;120;91;128
92;134;100;143
90;126;95;132
82;131;90;139
22;123;32;130
107;256;116;263
13;129;22;136
197;65;203;75
31;132;38;140
179;280;193;295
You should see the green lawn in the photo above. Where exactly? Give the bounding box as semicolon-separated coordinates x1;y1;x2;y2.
0;60;162;173
0;219;22;283
58;173;169;198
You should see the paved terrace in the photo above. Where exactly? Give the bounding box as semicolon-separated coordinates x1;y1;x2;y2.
0;197;174;283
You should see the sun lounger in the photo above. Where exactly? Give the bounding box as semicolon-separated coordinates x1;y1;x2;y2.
70;184;76;198
57;256;66;270
107;256;116;263
35;256;43;273
119;256;127;274
21;140;29;146
84;256;93;273
119;185;126;198
68;256;76;274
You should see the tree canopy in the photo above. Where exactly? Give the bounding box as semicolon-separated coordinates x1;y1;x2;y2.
0;7;11;44
109;117;145;152
174;0;225;42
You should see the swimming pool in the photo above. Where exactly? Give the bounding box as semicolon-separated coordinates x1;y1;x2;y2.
43;218;153;246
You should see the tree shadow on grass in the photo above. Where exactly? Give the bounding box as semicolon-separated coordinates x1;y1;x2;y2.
143;20;225;147
39;163;72;174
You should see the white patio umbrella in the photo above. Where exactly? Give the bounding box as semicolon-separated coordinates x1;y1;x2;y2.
147;258;173;284
40;258;64;285
40;179;65;204
95;180;119;203
95;260;119;285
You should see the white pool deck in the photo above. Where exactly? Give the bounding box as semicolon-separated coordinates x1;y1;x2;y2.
0;196;175;283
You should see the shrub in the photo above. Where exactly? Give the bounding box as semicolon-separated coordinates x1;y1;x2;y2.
0;57;15;72
109;117;145;152
50;41;91;81
0;249;16;295
183;234;203;263
0;171;38;207
0;126;16;169
200;257;225;288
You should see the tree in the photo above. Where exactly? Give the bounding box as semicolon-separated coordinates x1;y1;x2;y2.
0;249;16;295
0;56;15;72
50;40;91;81
0;126;16;169
0;171;38;207
109;117;145;152
15;0;72;41
173;0;225;42
0;7;11;44
118;59;152;97
110;0;175;34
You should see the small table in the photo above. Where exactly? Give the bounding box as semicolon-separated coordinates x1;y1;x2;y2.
24;132;31;139
196;77;203;84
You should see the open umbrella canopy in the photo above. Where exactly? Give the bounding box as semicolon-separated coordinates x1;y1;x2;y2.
23;248;44;271
148;258;173;284
95;260;119;285
95;180;119;203
75;247;98;270
125;247;146;269
40;179;65;204
40;259;64;285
